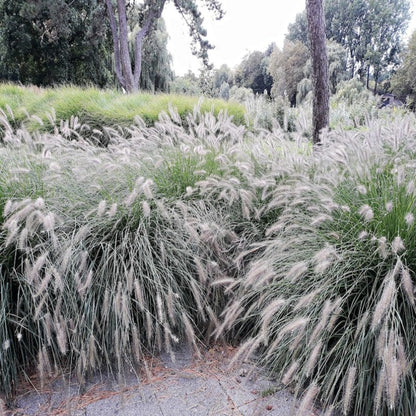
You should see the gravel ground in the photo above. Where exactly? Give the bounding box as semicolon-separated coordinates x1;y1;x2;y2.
3;344;320;416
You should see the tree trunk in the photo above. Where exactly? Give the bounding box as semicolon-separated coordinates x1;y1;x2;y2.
374;69;379;95
306;0;329;145
105;0;125;90
105;1;165;93
117;0;136;92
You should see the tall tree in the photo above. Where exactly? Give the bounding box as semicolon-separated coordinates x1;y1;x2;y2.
105;0;224;93
306;0;329;145
391;31;416;110
139;18;173;92
235;48;274;95
363;0;410;93
0;0;112;86
268;40;309;106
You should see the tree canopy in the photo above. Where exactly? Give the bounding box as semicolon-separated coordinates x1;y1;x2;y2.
139;18;173;92
234;46;274;95
268;41;309;106
0;0;113;86
391;31;416;109
306;0;329;145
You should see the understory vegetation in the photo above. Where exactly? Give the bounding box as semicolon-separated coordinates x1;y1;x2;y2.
1;86;416;416
0;83;245;135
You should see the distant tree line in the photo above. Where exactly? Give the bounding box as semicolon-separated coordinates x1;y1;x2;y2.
0;0;414;108
173;0;413;109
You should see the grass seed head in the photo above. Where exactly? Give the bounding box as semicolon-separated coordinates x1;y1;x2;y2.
305;340;323;376
392;236;405;253
371;277;395;331
282;360;299;385
405;212;414;226
359;204;374;221
297;383;319;415
343;366;356;415
286;261;308;283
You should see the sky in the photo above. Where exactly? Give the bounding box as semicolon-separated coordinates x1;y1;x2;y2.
163;0;416;76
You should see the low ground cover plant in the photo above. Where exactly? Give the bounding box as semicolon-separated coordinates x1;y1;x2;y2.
0;91;415;415
0;84;246;138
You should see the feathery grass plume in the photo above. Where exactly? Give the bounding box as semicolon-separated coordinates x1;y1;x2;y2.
377;236;389;259
391;236;405;254
34;270;52;298
2;89;416;412
266;318;309;356
141;200;151;217
353;311;369;340
358;230;368;240
27;252;48;284
406;180;415;195
88;334;97;370
18;227;29;250
343;366;356;415
131;325;142;365
228;337;258;367
181;312;199;354
97;200;107;217
145;311;153;345
4;218;19;247
357;185;367;195
305;340;323;376
260;299;286;341
133;279;145;310
3;199;13;217
371;274;396;331
42;213;55;232
282;360;299;385
313;244;338;275
310;300;335;342
396;336;408;375
386;356;400;410
359;204;374;221
297;383;319;416
286;261;309;283
385;201;394;212
311;213;333;227
245;261;275;288
376;324;388;360
374;367;386;414
400;265;414;305
55;318;67;355
405;212;414;226
156;292;164;324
